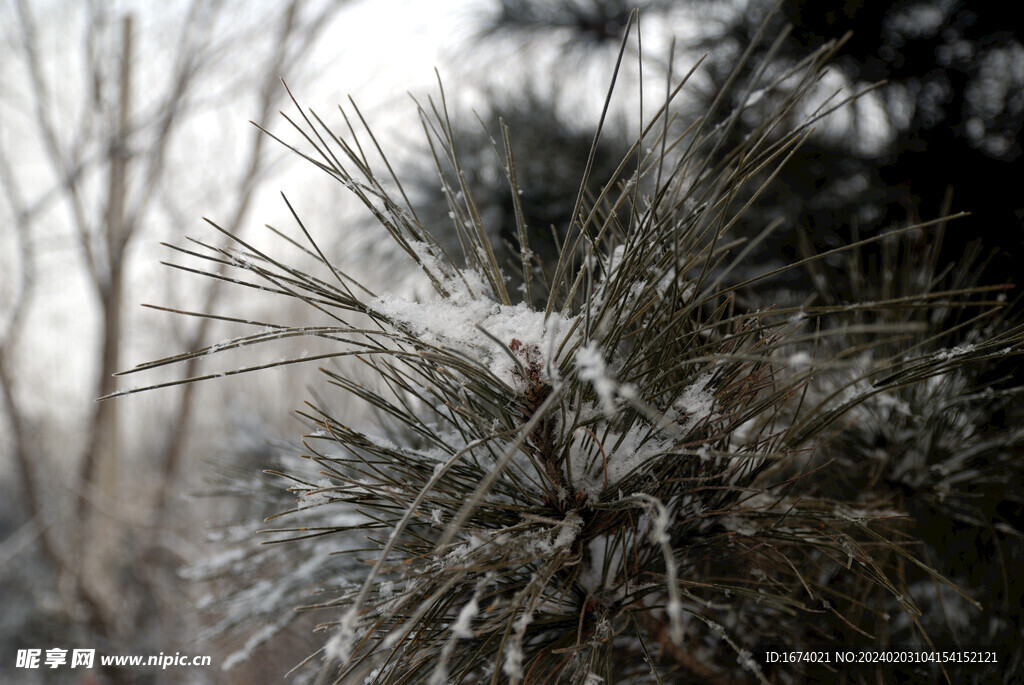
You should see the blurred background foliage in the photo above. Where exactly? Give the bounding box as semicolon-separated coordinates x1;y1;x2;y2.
474;0;1023;290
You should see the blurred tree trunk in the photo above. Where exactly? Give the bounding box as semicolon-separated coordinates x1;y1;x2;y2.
76;13;132;631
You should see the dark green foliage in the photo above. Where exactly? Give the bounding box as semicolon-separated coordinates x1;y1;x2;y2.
481;0;1024;291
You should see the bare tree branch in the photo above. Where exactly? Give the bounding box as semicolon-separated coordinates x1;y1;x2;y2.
123;0;218;236
0;126;50;566
153;0;346;514
13;0;102;286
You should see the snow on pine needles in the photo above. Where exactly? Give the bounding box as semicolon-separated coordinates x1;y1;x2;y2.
124;15;1024;685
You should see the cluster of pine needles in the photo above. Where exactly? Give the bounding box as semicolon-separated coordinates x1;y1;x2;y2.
116;13;1024;685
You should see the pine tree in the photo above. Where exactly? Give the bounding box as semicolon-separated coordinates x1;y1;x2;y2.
116;11;1024;684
